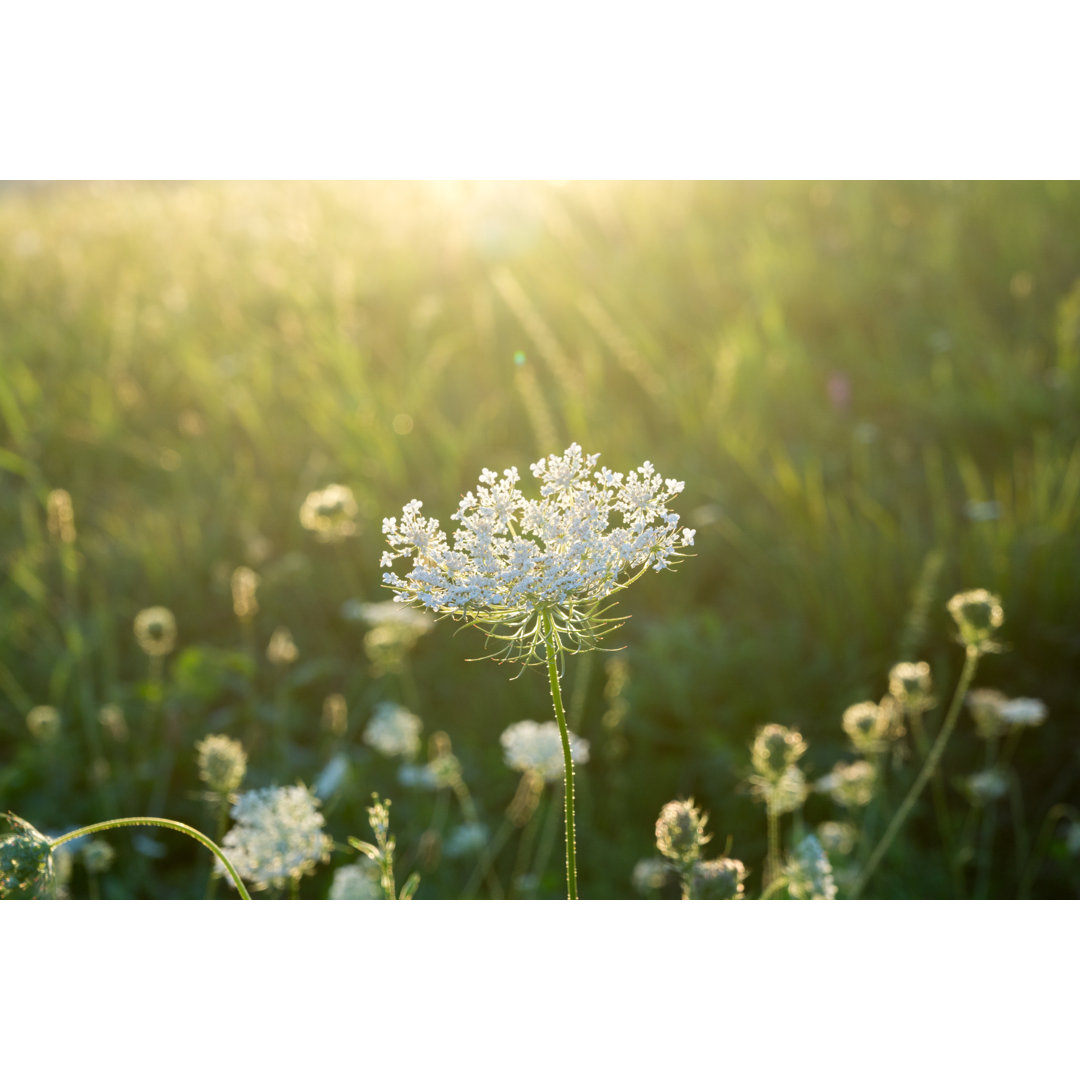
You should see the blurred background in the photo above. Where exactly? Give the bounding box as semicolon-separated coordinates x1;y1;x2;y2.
1;179;1078;898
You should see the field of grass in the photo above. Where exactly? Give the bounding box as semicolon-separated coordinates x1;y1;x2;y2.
2;180;1078;899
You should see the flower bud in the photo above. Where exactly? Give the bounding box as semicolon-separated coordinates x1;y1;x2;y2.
947;589;1004;653
751;724;807;780
134;606;177;657
0;813;56;899
196;733;248;795
655;798;711;866
692;857;747;900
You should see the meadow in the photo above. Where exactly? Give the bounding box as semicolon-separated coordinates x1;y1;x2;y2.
1;179;1078;899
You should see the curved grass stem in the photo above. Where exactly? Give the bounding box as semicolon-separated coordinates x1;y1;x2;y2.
50;816;252;900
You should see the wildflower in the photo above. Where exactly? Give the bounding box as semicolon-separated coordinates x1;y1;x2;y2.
196;734;248;795
817;820;858;858
364;702;423;759
266;625;298;666
47;489;76;543
784;835;837;900
26;705;61;743
947;589;1004;654
692;857;747;900
815;760;877;808
632;857;674;896
967;688;1008;738
0;813;56;899
359;601;436;673
300;483;359;541
654;798;710;867
219;785;332;892
888;661;934;711
328;861;382;900
134;606;177;657
998;697;1048;728
380;443;695;664
749;765;809;815
961;767;1010;806
443;822;490;858
230;566;259;619
841;701;893;754
98;703;128;742
81;838;115;875
751;724;808;781
500;719;590;783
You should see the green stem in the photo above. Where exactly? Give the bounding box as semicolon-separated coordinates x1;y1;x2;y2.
851;646;980;899
542;610;578;900
765;804;780;891
50;816;252;900
1018;804;1074;899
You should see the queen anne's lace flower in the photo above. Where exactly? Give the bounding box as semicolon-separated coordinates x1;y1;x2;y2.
501;719;589;782
785;835;838;900
380;444;694;663
364;702;423;759
219;785;332;892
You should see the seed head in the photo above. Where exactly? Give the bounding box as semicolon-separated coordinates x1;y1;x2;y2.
0;813;56;899
654;798;711;866
751;724;808;780
888;661;934;711
26;705;62;743
692;857;748;900
196;733;248;795
815;759;877;808
98;703;128;742
134;606;177;657
947;589;1004;654
841;701;893;754
817;821;858;858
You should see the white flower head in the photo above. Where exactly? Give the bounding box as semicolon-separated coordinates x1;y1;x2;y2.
329;861;382;900
785;835;837;900
500;719;589;783
815;759;877;808
997;697;1047;728
219;785;332;892
364;702;423;759
380;444;694;664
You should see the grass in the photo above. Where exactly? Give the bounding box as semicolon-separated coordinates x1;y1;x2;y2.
1;179;1078;898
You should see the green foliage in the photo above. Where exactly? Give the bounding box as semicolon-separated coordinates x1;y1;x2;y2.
1;181;1078;898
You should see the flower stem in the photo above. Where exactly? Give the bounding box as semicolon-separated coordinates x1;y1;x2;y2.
542;610;578;900
851;646;980;899
50;816;252;900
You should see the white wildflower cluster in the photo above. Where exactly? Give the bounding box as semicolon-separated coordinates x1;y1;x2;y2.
364;702;423;759
500;719;590;783
966;689;1048;738
380;443;695;663
329;861;382;900
219;785;332;892
784;835;838;900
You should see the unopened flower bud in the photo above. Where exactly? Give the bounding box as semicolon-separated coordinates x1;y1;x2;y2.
655;798;710;866
196;733;248;795
751;724;807;780
947;589;1004;653
134;606;177;657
